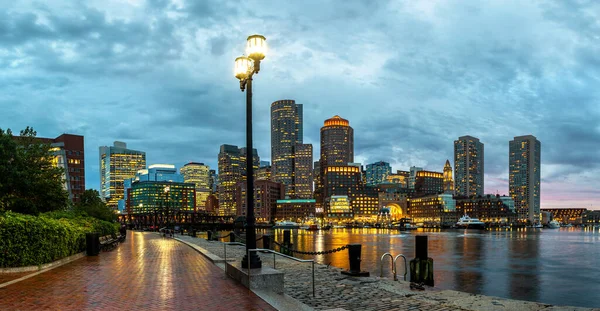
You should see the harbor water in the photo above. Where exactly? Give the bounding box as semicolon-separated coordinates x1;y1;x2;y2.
265;227;600;308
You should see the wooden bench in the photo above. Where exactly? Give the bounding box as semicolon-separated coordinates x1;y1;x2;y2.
99;235;119;251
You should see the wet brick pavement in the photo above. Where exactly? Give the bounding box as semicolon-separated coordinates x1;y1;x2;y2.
0;231;275;311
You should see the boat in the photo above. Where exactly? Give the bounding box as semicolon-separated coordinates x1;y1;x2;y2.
332;225;346;229
397;223;418;231
531;223;543;229
456;215;486;230
299;224;310;230
274;221;300;229
306;224;320;231
547;220;560;229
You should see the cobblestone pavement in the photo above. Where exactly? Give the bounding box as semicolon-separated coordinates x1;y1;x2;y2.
179;235;469;311
0;231;275;311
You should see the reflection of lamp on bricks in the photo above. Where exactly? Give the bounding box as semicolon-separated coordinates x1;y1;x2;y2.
341;244;370;277
410;235;434;286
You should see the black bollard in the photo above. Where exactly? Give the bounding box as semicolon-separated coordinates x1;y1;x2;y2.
282;230;293;256
409;235;434;286
262;234;272;250
341;244;370;277
206;230;212;241
229;231;236;243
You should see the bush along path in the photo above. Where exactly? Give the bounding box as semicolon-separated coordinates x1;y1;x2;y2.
0;211;118;268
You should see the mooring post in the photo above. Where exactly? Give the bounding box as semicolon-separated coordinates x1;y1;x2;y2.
262;234;272;250
409;235;434;286
229;231;236;243
341;244;370;277
206;230;212;241
282;230;293;256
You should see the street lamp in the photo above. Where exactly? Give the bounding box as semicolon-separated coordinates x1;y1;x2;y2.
235;34;267;269
164;186;170;232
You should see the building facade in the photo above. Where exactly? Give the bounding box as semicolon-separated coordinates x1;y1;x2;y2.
180;162;211;209
217;144;259;216
408;167;422;190
582;210;600;226
35;134;86;203
236;180;285;222
408;194;457;227
443;160;454;194
509;135;541;224
271;100;303;197
414;170;444;197
366;161;392;186
294;143;313;199
275;199;316;222
454;136;484;198
320;115;354;170
455;195;517;224
99;141;146;210
541;208;586;224
255;165;272;181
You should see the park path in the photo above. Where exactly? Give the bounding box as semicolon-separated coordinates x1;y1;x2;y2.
0;231;275;311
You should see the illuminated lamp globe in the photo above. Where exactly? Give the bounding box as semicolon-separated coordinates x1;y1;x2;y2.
234;56;251;80
246;34;267;61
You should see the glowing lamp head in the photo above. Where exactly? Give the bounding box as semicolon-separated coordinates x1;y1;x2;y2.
234;56;251;80
246;34;266;61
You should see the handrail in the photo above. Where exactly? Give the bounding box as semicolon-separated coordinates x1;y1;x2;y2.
380;253;393;277
393;254;408;281
248;248;315;297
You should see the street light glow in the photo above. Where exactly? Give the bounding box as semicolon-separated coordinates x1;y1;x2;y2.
234;56;251;80
246;34;266;61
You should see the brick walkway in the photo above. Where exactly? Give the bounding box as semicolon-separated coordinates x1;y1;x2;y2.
0;231;275;311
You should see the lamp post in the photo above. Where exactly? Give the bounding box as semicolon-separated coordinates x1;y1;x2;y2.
235;34;267;269
164;185;170;232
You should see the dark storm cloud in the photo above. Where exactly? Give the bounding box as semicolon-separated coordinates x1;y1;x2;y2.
1;0;599;208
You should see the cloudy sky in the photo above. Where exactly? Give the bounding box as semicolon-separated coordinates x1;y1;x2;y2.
1;0;599;209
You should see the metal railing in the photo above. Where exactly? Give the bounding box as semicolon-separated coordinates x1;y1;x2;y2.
224;242;246;265
248;248;315;297
380;252;408;281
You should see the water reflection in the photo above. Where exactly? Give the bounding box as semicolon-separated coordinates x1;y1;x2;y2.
260;227;600;308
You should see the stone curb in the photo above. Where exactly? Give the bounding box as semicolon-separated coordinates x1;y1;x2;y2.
0;252;86;288
174;236;316;311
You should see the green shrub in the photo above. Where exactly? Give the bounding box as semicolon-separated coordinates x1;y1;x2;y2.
0;211;119;267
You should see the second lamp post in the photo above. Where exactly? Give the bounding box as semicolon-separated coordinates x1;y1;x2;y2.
235;34;267;269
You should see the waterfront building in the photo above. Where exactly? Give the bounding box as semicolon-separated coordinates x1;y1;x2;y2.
205;194;219;214
327;195;353;221
541;208;586;225
271;99;303;197
582;210;600;226
180;162;211;209
29;133;85;203
236;180;284;222
217;144;259;216
320;116;354;168
455;195;517;224
443;160;454;194
294;143;314;199
509;135;541;224
414;170;444;197
260;160;270;168
454;136;484;198
322;165;379;219
408;193;457;227
275;199;316;222
366;161;391;186
386;170;409;188
255;165;272;181
408;166;422;189
99;141;146;210
122;164;195;223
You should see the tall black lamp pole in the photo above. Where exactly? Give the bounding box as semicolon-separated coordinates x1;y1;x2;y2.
235;34;267;269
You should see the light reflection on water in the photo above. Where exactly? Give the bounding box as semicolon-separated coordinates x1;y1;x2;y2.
257;227;600;308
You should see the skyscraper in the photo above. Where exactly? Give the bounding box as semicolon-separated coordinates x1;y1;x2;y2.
509;135;541;224
271;100;302;195
180;162;211;209
294;143;313;199
217;144;259;216
454;136;484;197
320;115;354;168
366;161;391;186
99;141;146;210
443;159;454;194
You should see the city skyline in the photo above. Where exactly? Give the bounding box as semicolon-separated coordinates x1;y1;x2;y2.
2;1;599;209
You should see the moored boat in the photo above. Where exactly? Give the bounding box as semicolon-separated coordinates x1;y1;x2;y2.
456;215;486;230
274;221;300;229
547;220;560;229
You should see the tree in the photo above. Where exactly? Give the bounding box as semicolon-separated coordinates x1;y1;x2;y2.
0;127;69;214
74;189;116;222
